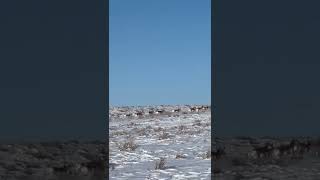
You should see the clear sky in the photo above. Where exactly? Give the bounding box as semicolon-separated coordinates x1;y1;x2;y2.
110;0;211;106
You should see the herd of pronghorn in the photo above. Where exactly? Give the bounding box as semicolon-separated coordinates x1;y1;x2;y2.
112;105;211;118
249;139;312;159
213;138;314;161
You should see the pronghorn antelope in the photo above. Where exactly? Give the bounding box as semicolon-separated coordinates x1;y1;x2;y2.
253;142;274;158
299;140;311;152
272;148;281;159
189;107;197;112
125;113;132;117
278;142;293;156
199;106;207;111
289;139;302;157
171;108;181;113
290;139;312;158
271;139;312;158
134;112;143;117
155;110;164;114
119;114;127;118
203;105;210;110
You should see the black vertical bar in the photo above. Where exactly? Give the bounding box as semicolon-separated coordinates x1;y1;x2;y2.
104;0;109;178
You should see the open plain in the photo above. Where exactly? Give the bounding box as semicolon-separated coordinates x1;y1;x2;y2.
109;105;211;180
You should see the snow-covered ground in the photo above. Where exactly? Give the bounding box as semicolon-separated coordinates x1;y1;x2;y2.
109;105;211;179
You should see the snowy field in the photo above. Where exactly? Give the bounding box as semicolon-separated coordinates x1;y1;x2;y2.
109;105;211;179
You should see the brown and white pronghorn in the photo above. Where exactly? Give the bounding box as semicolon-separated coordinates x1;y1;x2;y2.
189;107;197;112
195;107;202;112
134;112;144;117
171;109;181;113
253;142;274;159
278;142;292;156
125;113;132;117
155;110;164;114
202;105;210;111
277;139;311;158
299;140;311;152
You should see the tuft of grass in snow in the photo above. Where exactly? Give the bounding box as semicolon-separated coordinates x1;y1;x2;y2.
200;149;211;159
158;132;170;140
193;119;202;126
111;131;128;137
155;157;166;170
134;127;148;136
118;139;139;151
202;122;210;127
175;153;187;159
154;127;164;132
178;125;186;131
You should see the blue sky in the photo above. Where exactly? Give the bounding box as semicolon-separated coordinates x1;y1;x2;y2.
109;0;211;106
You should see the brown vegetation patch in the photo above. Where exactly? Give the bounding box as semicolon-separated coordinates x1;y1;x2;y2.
118;139;139;151
155;158;166;170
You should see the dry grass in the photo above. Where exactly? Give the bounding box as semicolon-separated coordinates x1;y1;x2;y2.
146;125;153;129
193;119;202;126
175;153;187;159
155;157;166;170
200;149;211;159
178;125;186;131
134;128;148;136
111;131;128;137
128;122;136;127
118;139;139;151
202;122;210;127
158;132;170;140
176;125;187;135
154;127;164;132
188;129;202;135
